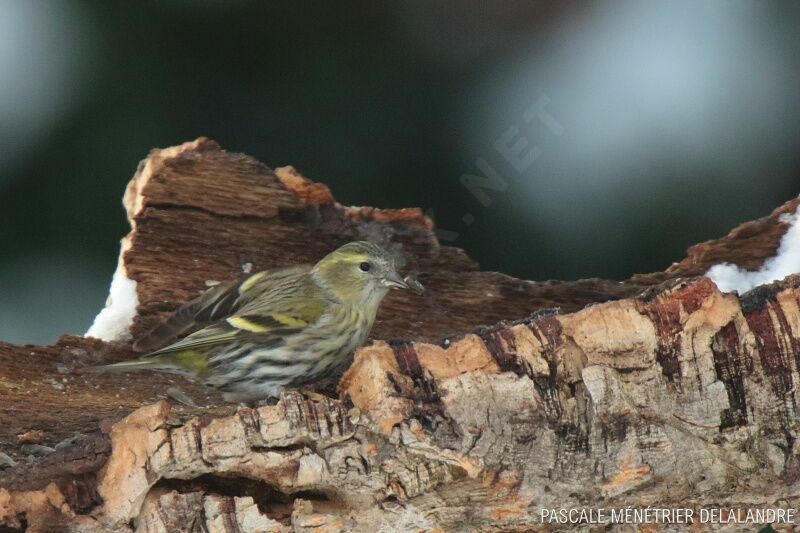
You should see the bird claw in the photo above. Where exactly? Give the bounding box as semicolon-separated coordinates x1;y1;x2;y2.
302;390;328;403
289;386;330;403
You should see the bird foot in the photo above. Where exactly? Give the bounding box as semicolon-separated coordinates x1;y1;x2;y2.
302;390;328;403
288;386;331;403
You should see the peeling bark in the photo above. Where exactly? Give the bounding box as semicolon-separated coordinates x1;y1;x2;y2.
1;139;799;531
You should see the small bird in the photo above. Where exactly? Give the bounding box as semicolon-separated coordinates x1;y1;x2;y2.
93;241;420;402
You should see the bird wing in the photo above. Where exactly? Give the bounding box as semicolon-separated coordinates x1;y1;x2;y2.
94;319;295;380
95;266;331;378
133;265;314;351
145;268;330;358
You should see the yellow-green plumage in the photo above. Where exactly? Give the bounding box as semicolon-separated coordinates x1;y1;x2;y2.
94;241;417;401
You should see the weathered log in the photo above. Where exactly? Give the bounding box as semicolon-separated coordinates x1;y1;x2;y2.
1;138;798;531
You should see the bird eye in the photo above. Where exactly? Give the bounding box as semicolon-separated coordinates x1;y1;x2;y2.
359;261;371;272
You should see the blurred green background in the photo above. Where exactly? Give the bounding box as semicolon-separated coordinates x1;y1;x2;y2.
1;1;799;344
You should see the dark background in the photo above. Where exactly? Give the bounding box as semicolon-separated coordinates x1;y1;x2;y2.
1;1;799;344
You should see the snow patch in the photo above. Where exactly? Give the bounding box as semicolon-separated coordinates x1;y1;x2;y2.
85;264;138;341
85;141;206;342
707;205;800;293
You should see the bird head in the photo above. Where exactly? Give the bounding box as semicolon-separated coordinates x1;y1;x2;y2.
311;241;415;306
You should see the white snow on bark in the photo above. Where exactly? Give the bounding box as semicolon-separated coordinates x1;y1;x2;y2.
85;263;138;341
707;205;800;293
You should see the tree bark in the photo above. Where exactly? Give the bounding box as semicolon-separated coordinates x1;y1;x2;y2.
1;138;798;531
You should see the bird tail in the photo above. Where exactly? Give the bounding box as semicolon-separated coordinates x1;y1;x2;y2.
88;358;165;374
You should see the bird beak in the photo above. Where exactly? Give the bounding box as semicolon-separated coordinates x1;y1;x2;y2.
383;271;409;290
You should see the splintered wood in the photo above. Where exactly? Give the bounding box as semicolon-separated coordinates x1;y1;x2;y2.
1;139;799;531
